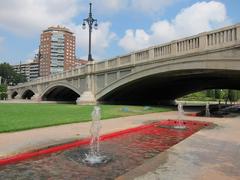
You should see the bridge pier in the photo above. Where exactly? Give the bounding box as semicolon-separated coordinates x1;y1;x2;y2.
31;94;41;102
14;94;21;100
76;91;96;105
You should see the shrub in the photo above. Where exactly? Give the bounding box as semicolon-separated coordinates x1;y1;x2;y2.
0;92;8;100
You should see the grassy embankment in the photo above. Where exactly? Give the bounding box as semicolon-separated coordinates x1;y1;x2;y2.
0;104;171;133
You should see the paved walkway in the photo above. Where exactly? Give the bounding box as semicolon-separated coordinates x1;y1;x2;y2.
0;111;177;157
1;111;240;180
118;114;240;180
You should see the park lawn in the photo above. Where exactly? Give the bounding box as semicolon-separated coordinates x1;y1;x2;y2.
0;104;171;133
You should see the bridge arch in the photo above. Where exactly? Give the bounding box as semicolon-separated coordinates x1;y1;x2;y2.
97;58;240;104
21;89;35;99
11;91;18;99
41;82;80;102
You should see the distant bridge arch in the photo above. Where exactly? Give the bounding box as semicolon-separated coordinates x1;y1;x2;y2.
11;91;18;99
21;89;35;99
41;81;81;102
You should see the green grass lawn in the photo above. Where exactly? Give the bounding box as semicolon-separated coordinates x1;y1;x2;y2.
0;104;171;133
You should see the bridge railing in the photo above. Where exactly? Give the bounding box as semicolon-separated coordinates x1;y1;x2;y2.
108;58;118;68
176;36;200;54
206;26;238;47
8;23;240;90
93;24;240;73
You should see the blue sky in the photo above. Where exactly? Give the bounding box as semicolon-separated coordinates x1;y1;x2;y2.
0;0;239;65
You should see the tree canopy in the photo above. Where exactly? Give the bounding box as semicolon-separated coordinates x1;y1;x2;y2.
180;89;240;103
0;62;27;85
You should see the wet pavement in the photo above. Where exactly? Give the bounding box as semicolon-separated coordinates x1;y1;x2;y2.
0;111;240;179
0;120;209;180
118;115;240;180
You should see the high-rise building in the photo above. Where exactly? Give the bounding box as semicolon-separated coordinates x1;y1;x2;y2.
39;26;76;77
12;60;40;81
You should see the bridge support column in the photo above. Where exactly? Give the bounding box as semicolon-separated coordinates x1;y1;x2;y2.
76;91;96;105
31;94;41;102
15;94;21;100
76;62;97;105
237;26;240;41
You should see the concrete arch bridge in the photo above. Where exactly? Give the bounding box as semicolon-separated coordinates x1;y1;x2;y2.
8;24;240;105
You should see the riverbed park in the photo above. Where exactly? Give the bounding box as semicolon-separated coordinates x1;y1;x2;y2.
0;1;240;179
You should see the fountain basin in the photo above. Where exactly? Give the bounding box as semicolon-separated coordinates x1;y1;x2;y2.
0;120;212;179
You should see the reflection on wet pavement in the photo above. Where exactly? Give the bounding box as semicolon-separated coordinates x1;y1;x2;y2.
133;118;240;180
0;120;209;180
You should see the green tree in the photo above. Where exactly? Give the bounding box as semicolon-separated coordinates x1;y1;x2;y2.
214;89;221;99
0;84;7;92
0;62;27;85
0;84;7;100
206;89;215;98
228;90;239;103
221;89;229;104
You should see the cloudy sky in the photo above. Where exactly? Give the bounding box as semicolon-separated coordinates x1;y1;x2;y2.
0;0;239;64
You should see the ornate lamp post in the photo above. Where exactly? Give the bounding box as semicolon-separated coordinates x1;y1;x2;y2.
82;3;98;61
76;3;98;105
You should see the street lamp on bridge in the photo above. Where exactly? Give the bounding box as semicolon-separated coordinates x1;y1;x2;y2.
82;3;98;61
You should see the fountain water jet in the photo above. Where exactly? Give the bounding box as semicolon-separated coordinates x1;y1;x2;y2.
205;102;210;117
83;106;111;165
173;102;187;130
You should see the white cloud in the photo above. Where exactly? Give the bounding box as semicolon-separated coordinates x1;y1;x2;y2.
149;20;176;44
0;0;80;35
119;1;230;52
69;22;117;59
118;29;150;51
0;1;117;60
0;0;178;37
173;1;228;37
